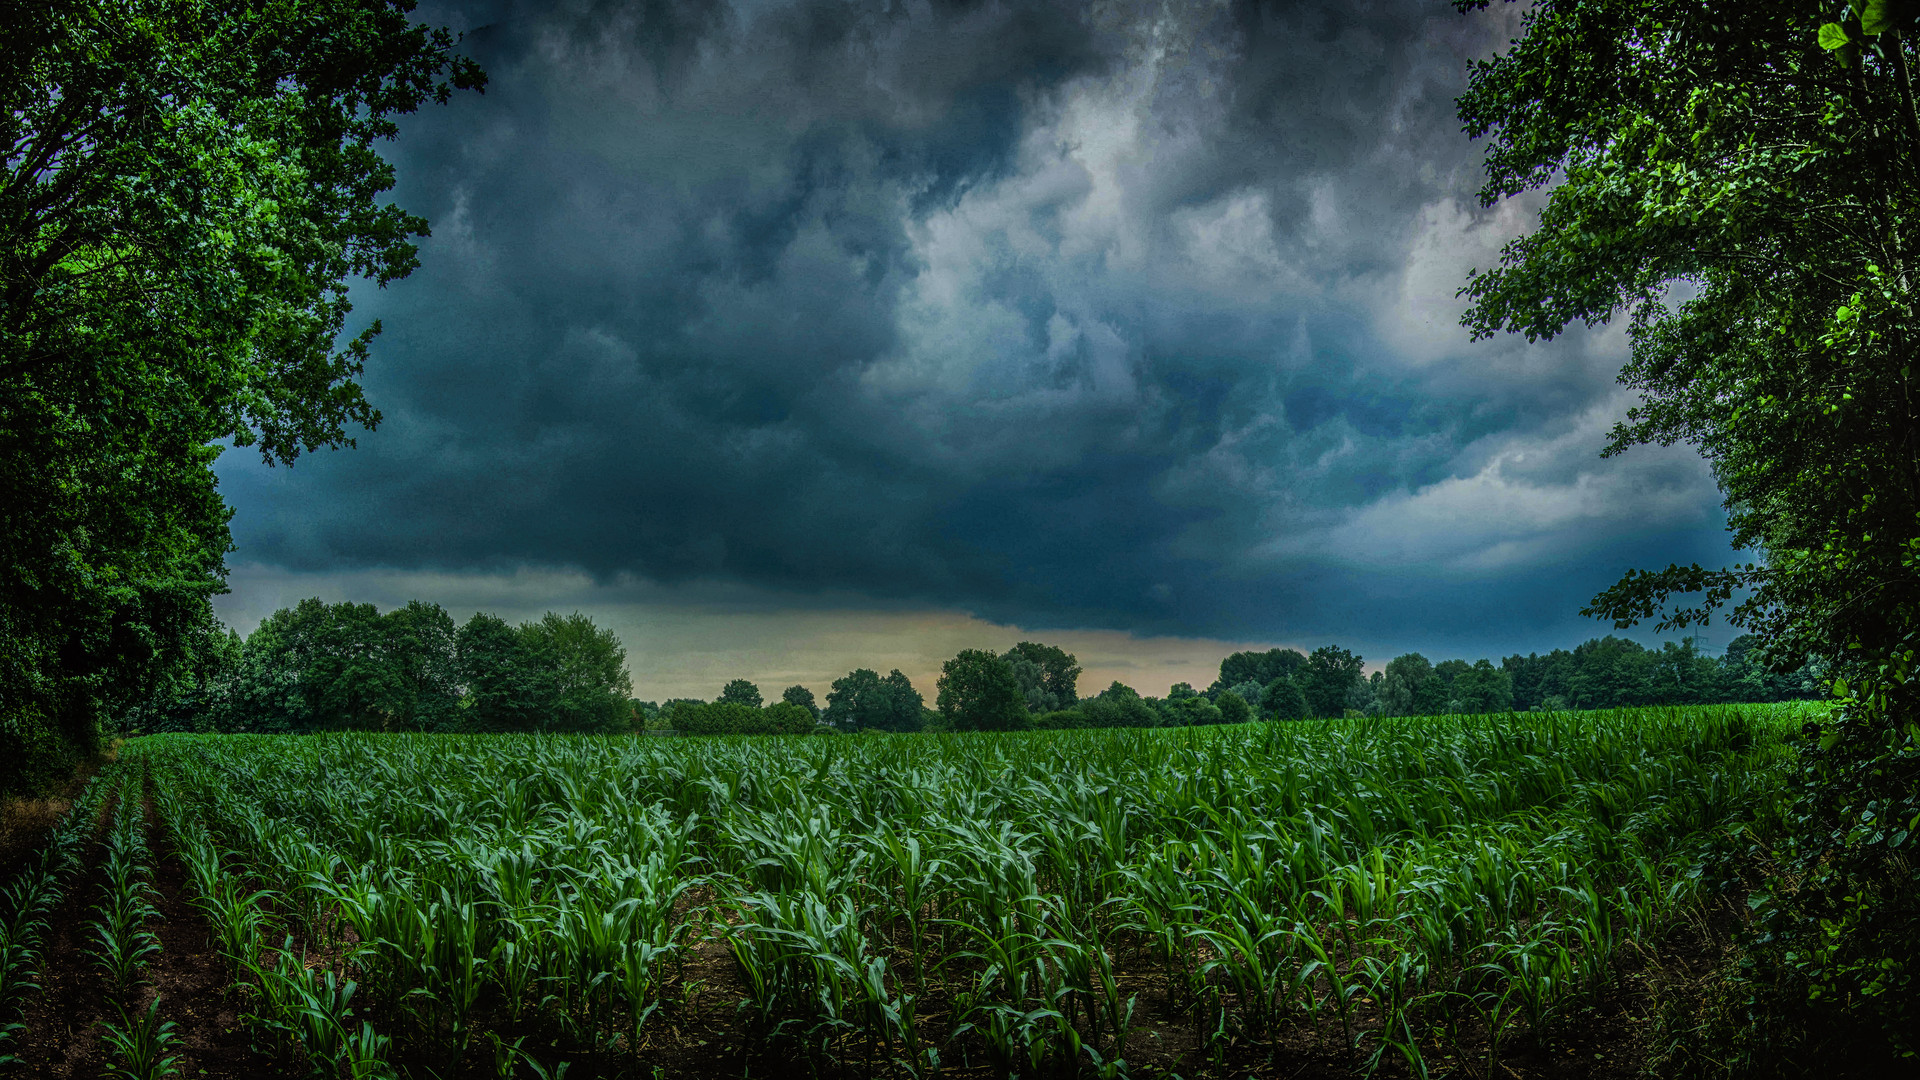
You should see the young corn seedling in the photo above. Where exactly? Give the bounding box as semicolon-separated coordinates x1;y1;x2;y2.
99;995;183;1080
91;796;163;997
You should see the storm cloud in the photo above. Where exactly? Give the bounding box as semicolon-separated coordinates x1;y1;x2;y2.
217;0;1731;660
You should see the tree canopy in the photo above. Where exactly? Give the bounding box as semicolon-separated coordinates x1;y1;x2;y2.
134;600;628;736
822;668;924;732
936;650;1030;732
1000;642;1082;713
719;680;764;708
0;1;482;792
1456;0;1920;1060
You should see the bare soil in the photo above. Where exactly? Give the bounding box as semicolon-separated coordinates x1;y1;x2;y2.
11;786;280;1078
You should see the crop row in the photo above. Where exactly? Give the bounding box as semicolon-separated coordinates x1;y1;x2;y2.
0;772;108;1065
113;706;1795;1076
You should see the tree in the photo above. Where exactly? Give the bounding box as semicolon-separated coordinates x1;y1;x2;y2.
1380;653;1440;716
1002;642;1082;707
383;601;461;731
1299;646;1364;719
1345;674;1381;716
1033;709;1088;730
1503;650;1576;712
823;669;880;730
1377;672;1412;717
1216;691;1253;724
520;612;632;733
1077;682;1158;728
1456;0;1920;1060
217;628;311;734
1263;678;1310;721
760;701;818;734
1161;695;1225;726
876;670;926;731
1451;659;1514;715
1567;637;1654;710
458;612;539;732
1647;638;1724;705
781;685;819;718
822;668;923;732
266;599;396;730
719;679;763;708
673;701;762;736
1212;649;1307;697
0;2;483;794
936;650;1029;732
1225;680;1267;709
1004;654;1063;714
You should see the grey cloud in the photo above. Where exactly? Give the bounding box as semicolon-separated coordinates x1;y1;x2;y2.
219;0;1728;645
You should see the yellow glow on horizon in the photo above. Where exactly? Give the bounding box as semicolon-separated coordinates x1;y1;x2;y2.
214;563;1305;702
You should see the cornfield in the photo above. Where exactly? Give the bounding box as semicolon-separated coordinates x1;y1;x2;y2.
12;706;1801;1077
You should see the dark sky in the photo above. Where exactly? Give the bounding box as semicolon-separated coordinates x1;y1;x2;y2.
213;0;1735;699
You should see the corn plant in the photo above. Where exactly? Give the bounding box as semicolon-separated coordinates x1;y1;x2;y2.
0;772;110;1063
98;996;182;1080
122;702;1802;1075
89;777;162;996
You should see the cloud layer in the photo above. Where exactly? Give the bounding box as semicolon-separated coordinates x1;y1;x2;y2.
216;0;1731;654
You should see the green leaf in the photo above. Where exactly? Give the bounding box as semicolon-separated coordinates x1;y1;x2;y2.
1859;0;1899;35
1819;22;1852;48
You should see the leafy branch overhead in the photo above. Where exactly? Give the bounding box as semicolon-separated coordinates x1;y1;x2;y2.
1458;0;1920;1057
1457;0;1920;671
0;1;483;793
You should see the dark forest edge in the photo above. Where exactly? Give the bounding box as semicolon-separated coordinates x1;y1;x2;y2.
122;596;1825;740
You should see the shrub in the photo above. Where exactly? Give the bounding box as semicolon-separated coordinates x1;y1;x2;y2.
672;701;763;736
1033;710;1086;730
760;701;816;735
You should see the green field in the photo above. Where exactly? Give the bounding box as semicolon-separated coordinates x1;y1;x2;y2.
4;707;1800;1078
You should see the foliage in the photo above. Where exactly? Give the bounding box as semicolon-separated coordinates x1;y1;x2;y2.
759;701;818;735
1208;648;1306;698
780;685;819;718
822;668;924;732
670;701;764;736
1223;680;1266;708
1075;682;1158;728
519;612;633;733
671;699;824;737
135;600;630;734
999;642;1081;712
1450;659;1514;715
1215;691;1252;725
1300;646;1365;719
0;0;482;795
1031;708;1089;730
457;613;541;733
1456;0;1920;1063
119;704;1800;1075
1155;694;1224;727
936;650;1030;732
1262;678;1310;721
719;680;763;708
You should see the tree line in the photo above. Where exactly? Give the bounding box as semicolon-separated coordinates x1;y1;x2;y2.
137;598;1822;738
134;599;633;735
641;634;1821;736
